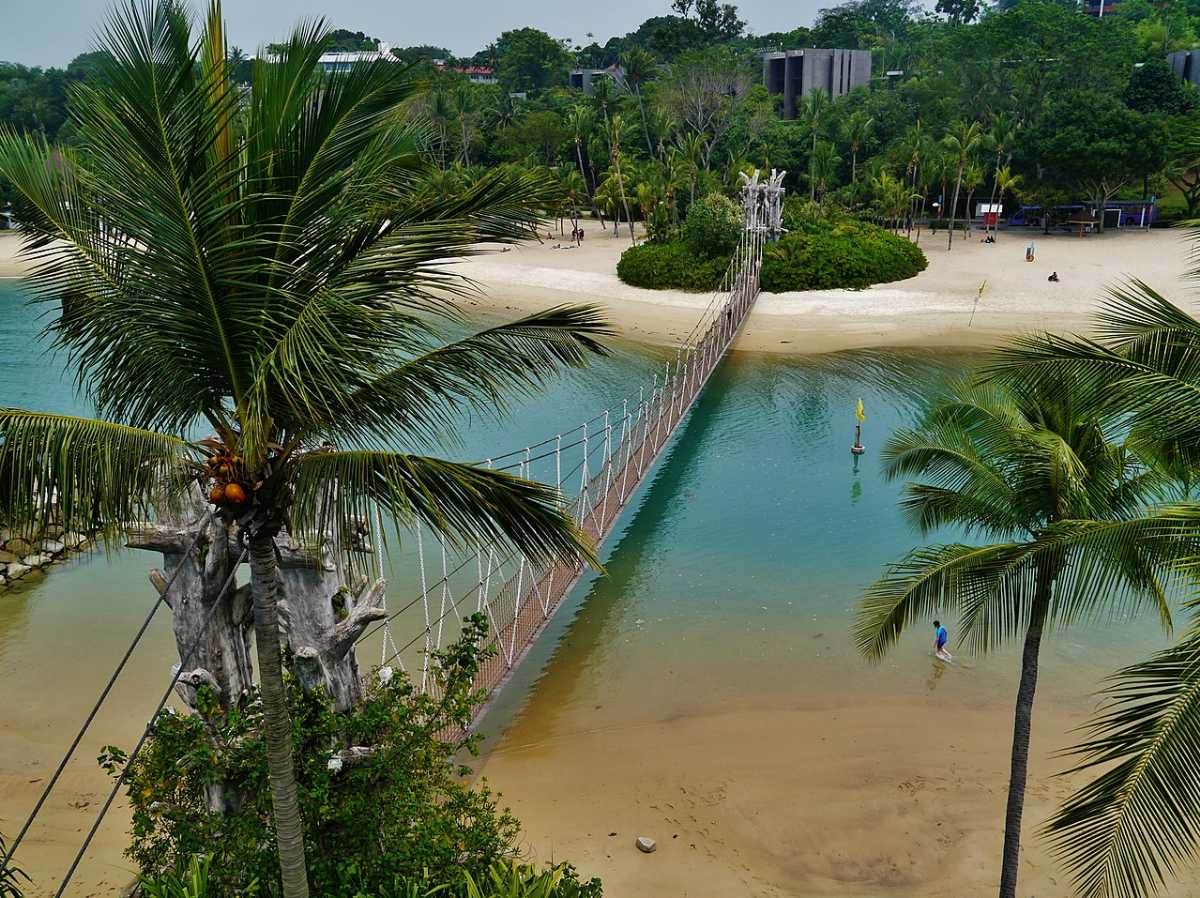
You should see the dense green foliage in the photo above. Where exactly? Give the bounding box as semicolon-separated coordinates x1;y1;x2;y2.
620;203;926;292
102;617;546;897
7;0;1199;227
139;854;603;898
616;241;728;290
680;193;742;257
0;831;29;898
760;218;927;291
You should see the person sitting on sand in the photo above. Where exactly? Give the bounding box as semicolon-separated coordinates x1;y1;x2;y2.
933;620;952;662
1048;271;1059;282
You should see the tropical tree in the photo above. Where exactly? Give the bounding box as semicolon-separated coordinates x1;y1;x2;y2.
798;88;830;201
993;165;1022;237
677;130;705;205
620;47;657;155
995;278;1200;898
874;169;916;232
844;110;874;204
943;119;983;250
451;82;475;166
984;113;1018;237
566;104;605;228
810;140;840;200
0;4;608;896
854;371;1187;898
605;113;637;241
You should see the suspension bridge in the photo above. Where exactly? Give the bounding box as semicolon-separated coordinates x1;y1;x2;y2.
0;170;785;894
370;169;785;720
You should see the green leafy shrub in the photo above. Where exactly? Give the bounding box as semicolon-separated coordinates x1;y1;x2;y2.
680;193;741;259
103;615;533;898
616;242;728;291
760;220;927;292
137;857;601;898
0;830;31;898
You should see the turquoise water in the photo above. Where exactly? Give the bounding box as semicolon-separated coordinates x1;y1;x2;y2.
0;281;1180;893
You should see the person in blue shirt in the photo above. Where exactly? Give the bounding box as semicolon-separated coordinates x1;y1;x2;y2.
933;620;952;662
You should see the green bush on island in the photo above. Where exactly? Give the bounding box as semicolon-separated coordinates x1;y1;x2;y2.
616;242;728;291
680;193;743;258
759;218;927;292
618;197;927;293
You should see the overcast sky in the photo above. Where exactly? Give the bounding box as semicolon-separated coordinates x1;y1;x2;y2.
1;0;829;68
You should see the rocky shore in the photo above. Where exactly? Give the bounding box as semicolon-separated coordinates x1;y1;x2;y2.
0;525;93;589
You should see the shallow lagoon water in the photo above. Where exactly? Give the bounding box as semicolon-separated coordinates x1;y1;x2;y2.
0;282;1182;895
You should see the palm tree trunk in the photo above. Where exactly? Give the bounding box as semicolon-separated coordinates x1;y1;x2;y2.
810;131;817;202
851;150;858;207
948;163;964;251
986;153;1001;237
459;115;471;167
575;140;605;230
636;91;653;157
249;531;310;898
998;604;1046;898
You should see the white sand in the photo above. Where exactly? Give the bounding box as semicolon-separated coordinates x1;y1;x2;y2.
6;228;1194;354
458;227;1197;354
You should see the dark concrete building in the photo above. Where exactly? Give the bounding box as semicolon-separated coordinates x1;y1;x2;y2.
762;49;872;118
1168;50;1200;89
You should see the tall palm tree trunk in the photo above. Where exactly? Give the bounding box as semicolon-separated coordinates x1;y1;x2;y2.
810;131;817;201
999;599;1047;898
459;115;471;167
575;140;605;230
986;153;1002;238
948;163;964;251
636;91;653;156
249;531;310;898
851;150;858;207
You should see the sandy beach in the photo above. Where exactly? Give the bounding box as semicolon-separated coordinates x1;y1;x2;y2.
455;226;1196;355
4;227;1195;356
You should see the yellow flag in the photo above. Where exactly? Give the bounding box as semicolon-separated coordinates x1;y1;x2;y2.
855;398;865;423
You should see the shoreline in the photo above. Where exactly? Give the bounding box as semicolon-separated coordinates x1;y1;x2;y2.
4;228;1194;357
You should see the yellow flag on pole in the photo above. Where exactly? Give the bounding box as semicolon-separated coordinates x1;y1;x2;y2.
855;398;865;423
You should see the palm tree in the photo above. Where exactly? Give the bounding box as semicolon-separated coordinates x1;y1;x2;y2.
620;47;657;156
844;111;874;206
452;83;475;166
810;140;840;200
798;89;830;201
874;170;916;233
566;105;605;229
897;121;931;237
962;160;985;234
0;5;608;896
985;113;1018;238
943;120;984;250
995;277;1200;898
992;166;1022;238
854;372;1185;898
606;113;636;242
677;130;705;206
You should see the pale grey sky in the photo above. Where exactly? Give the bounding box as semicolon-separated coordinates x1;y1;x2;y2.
0;0;828;68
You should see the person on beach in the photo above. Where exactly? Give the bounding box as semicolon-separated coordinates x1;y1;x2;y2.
933;620;952;662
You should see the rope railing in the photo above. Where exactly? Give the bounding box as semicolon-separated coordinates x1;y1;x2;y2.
378;169;786;722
